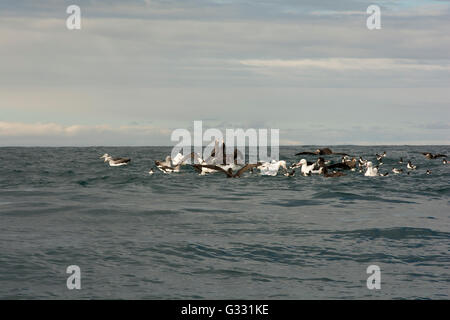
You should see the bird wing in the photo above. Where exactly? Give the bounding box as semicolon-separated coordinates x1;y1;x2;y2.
191;164;203;173
233;148;244;161
319;148;333;155
233;163;261;178
195;164;232;177
295;151;316;155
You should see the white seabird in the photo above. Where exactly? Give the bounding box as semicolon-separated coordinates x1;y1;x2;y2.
407;161;417;170
364;161;379;177
101;154;131;167
293;159;317;176
258;160;288;176
155;152;204;174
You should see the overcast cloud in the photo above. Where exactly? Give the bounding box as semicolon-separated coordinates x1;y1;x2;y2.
0;0;449;145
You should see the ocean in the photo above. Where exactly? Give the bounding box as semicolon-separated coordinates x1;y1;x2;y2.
0;146;449;299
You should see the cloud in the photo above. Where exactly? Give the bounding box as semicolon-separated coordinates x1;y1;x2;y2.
239;58;450;71
0;121;170;137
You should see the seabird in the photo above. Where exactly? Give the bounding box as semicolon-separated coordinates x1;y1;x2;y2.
376;154;383;162
392;168;403;174
155;152;203;173
157;163;182;174
319;166;346;178
398;157;404;164
422;152;447;159
341;156;357;170
291;159;314;169
443;159;448;165
407;161;417;170
258;160;289;176
294;159;317;176
192;163;262;178
295;148;348;156
284;170;295;177
358;157;367;173
155;155;172;168
100;154;131;166
206;139;244;165
364;161;379;177
426;170;432;175
148;168;154;175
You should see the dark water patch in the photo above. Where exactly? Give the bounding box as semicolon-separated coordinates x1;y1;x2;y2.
332;227;449;240
263;199;323;207
184;208;238;214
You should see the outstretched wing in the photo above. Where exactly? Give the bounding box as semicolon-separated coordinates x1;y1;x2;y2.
233;148;244;161
192;164;233;177
295;151;316;155
434;154;447;158
233;163;261;178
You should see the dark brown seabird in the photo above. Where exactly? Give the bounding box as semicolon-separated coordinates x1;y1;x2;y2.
295;148;348;156
422;152;447;159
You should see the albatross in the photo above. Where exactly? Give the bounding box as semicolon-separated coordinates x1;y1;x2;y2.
258;160;289;176
421;152;447;159
295;148;348;156
155;152;203;174
100;154;131;166
407;160;417;170
192;163;262;178
319;166;346;178
364;161;379;177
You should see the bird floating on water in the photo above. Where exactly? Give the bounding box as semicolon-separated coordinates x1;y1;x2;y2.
422;152;447;159
319;166;346;178
192;163;262;178
407;161;417;170
258;160;289;176
101;154;131;166
364;161;378;177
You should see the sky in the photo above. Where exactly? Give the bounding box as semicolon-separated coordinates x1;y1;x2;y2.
0;0;449;146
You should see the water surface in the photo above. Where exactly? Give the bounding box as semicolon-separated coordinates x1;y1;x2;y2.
0;146;449;299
